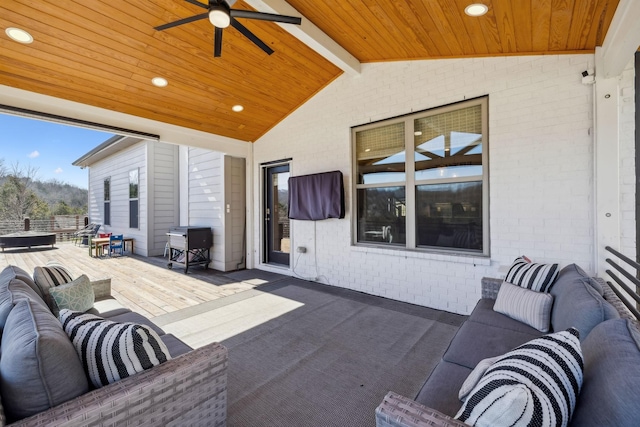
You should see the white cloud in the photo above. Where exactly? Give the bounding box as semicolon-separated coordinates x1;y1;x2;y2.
28;150;40;158
54;167;63;174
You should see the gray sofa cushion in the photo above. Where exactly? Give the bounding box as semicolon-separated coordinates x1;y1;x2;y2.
555;263;603;295
570;319;640;426
0;265;42;299
161;333;193;358
106;311;166;336
442;319;541;369
0;299;89;422
414;360;470;417
550;275;619;340
0;268;48;330
465;298;546;335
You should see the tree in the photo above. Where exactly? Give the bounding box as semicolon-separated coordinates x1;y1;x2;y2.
0;163;41;221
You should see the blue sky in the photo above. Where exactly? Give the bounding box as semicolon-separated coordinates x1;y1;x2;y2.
0;114;114;189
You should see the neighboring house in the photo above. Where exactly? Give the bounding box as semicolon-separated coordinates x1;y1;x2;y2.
73;138;246;272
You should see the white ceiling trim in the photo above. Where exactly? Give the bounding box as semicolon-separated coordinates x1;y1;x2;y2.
243;0;361;76
601;0;640;78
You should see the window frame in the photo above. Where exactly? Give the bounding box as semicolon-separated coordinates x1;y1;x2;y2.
103;177;111;226
129;168;139;229
351;96;489;256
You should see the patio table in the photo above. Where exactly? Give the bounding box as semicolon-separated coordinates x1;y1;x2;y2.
89;236;135;257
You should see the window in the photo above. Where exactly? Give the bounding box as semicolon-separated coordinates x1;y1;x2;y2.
353;97;488;255
129;169;139;229
104;178;111;226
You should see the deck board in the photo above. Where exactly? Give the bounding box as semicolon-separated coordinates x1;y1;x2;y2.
0;242;262;319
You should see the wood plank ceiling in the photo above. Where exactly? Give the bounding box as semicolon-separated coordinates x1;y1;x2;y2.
0;0;620;142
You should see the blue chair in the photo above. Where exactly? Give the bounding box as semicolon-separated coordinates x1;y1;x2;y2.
109;234;124;256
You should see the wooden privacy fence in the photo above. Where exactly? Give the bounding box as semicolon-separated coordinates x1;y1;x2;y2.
0;216;88;241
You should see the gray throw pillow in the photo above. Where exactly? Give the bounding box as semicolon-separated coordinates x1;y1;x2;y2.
33;264;74;311
494;282;554;332
0;299;88;423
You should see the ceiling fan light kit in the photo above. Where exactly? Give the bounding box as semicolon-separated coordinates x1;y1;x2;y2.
209;5;231;28
156;0;302;58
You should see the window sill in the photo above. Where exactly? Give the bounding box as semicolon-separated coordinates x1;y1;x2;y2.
351;244;491;266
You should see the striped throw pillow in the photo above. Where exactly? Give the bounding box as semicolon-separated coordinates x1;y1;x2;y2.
505;256;559;292
33;264;74;310
59;310;171;388
493;282;554;332
455;328;583;427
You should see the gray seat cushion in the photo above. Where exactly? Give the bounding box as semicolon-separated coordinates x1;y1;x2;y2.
414;360;470;417
550;274;619;340
467;298;548;335
0;299;89;422
570;319;640;426
442;319;541;369
161;333;193;358
106;311;166;336
86;296;131;318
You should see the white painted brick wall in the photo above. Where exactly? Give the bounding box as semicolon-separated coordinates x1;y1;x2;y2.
253;54;626;315
619;59;636;262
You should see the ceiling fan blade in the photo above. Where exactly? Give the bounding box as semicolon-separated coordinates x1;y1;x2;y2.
230;18;274;55
230;9;301;25
214;27;223;57
183;0;209;10
155;12;209;31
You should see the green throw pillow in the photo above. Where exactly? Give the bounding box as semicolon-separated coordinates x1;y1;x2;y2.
49;274;94;314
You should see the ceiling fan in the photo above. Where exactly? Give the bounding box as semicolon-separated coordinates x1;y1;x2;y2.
155;0;302;57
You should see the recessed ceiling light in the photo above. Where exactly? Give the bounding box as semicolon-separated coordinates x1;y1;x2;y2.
414;131;423;136
5;27;33;44
465;3;488;17
151;77;168;87
365;148;371;152
232;105;244;112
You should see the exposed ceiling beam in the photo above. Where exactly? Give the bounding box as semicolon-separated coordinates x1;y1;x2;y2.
243;0;361;76
601;0;640;78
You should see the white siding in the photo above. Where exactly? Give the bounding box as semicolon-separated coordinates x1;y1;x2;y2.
253;54;611;315
188;148;224;270
148;142;179;256
87;140;148;255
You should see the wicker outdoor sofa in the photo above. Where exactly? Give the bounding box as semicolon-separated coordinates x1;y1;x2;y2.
0;265;227;427
376;263;640;427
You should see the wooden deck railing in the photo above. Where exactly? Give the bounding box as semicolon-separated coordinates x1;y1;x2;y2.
0;216;88;242
605;246;640;320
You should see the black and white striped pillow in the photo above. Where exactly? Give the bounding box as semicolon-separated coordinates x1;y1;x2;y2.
455;328;583;427
59;310;171;388
33;264;74;309
505;256;559;292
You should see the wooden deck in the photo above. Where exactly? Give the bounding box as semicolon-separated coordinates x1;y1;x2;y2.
0;242;269;319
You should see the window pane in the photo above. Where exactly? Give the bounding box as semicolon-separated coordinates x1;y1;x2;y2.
416;181;482;251
356;122;405;184
129;169;139;198
357;187;406;244
414;105;483;181
104;179;110;201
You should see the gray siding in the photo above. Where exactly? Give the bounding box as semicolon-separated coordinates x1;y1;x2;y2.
87;140;148;255
188;148;223;270
149;142;179;256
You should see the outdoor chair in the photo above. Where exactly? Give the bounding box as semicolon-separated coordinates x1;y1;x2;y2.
98;232;112;256
73;223;101;246
109;234;124;256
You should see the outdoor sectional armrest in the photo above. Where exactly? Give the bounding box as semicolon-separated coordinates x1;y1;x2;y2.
90;278;112;300
9;342;228;427
376;392;470;427
480;277;502;300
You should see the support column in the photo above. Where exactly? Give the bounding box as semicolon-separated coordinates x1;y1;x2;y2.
594;47;621;277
